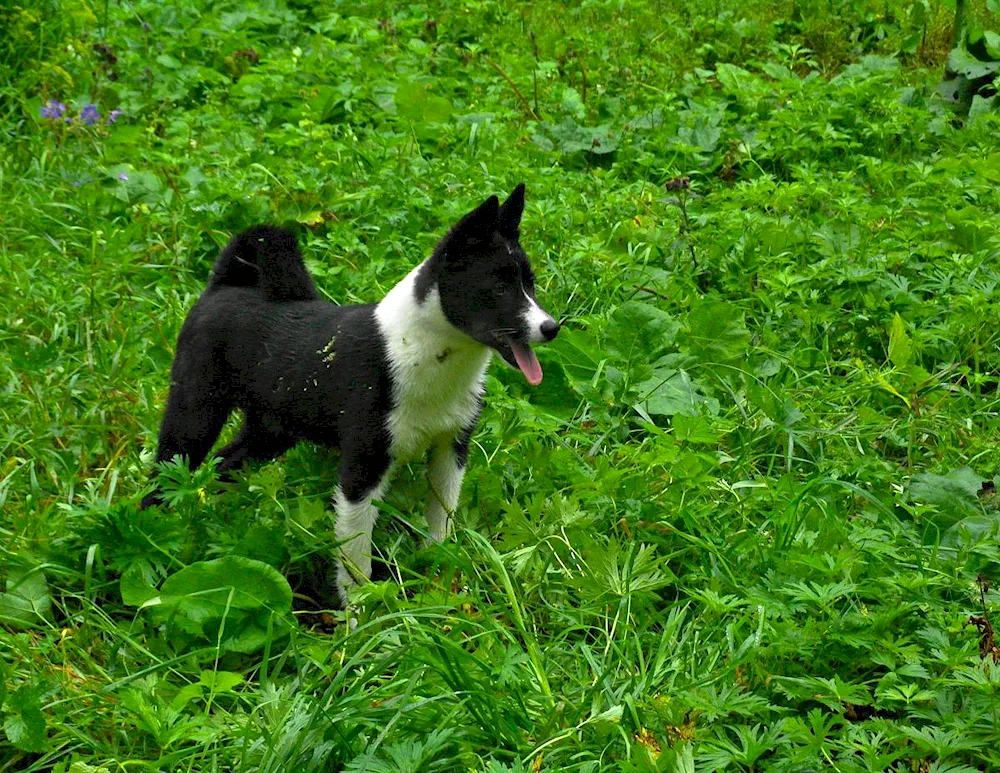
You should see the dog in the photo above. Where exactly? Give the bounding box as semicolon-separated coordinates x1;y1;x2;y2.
141;184;559;604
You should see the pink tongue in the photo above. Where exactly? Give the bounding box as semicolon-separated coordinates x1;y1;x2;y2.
511;342;543;385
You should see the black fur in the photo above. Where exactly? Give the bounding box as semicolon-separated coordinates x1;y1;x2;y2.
141;235;393;508
210;225;319;302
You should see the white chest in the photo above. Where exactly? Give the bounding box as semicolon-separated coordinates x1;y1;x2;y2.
375;265;491;462
386;345;489;461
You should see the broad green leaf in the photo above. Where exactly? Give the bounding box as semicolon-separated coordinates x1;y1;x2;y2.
394;81;453;124
198;670;244;691
909;467;983;526
942;513;1000;547
560;86;586;119
0;568;52;628
985;31;1000;59
3;684;46;752
716;63;766;102
121;563;159;607
946;206;990;252
672;413;719;444
154;556;294;654
234;524;290;568
69;763;112;773
538;118;620;155
683;299;751;366
637;368;719;417
968;94;997;122
947;47;1000;80
888;313;912;368
606;301;680;360
548;327;603;382
160;555;292;609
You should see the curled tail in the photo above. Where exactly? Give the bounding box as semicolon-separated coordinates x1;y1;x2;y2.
209;225;319;302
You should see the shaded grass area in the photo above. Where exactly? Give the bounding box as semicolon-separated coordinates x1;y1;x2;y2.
2;0;1000;770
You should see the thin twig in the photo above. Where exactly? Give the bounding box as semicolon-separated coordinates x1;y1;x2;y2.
635;285;671;301
483;54;541;122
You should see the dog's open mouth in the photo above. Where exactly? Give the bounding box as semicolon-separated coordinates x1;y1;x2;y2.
499;337;543;385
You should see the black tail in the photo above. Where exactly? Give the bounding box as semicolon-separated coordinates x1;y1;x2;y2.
209;225;320;302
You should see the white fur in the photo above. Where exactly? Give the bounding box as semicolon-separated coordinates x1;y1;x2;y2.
425;439;465;543
375;265;490;462
335;475;391;595
522;290;556;343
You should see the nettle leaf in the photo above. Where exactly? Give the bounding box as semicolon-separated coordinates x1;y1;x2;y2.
682;299;751;366
0;567;53;629
3;684;46;753
151;556;294;654
637;368;720;417
606;301;681;360
394;81;453;124
908;467;983;525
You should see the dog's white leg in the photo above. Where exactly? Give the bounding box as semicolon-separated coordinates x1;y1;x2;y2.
334;473;391;604
425;436;467;544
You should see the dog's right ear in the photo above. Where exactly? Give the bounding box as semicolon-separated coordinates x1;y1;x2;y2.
439;195;500;266
458;195;499;237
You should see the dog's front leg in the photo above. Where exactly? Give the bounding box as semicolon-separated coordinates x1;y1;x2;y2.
424;432;471;544
334;448;393;606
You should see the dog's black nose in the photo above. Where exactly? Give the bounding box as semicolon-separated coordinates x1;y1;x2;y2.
540;319;560;342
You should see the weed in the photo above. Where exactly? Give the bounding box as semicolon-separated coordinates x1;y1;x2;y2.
3;0;1000;770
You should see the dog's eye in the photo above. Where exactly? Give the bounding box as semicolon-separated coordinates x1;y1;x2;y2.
495;285;508;296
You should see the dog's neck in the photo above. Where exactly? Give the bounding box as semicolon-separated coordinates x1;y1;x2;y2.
375;263;481;360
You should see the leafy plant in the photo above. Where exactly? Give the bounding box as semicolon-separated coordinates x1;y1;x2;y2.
2;0;1000;770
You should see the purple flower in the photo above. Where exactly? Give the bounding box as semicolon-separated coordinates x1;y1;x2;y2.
107;109;123;124
41;100;67;119
118;173;129;181
81;104;100;125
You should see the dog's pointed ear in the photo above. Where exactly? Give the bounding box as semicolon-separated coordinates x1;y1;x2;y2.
451;194;500;243
499;183;526;238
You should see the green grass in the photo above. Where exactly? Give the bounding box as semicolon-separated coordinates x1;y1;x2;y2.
3;0;1000;770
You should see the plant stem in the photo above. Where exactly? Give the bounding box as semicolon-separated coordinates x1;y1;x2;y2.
483;54;541;122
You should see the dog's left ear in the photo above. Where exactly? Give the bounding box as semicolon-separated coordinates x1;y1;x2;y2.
498;183;526;238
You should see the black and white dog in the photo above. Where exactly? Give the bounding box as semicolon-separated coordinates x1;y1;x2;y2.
142;184;559;603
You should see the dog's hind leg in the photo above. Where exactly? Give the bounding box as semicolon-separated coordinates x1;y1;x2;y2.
215;422;294;474
141;384;231;508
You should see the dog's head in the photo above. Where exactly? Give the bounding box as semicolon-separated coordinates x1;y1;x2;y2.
421;184;559;385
